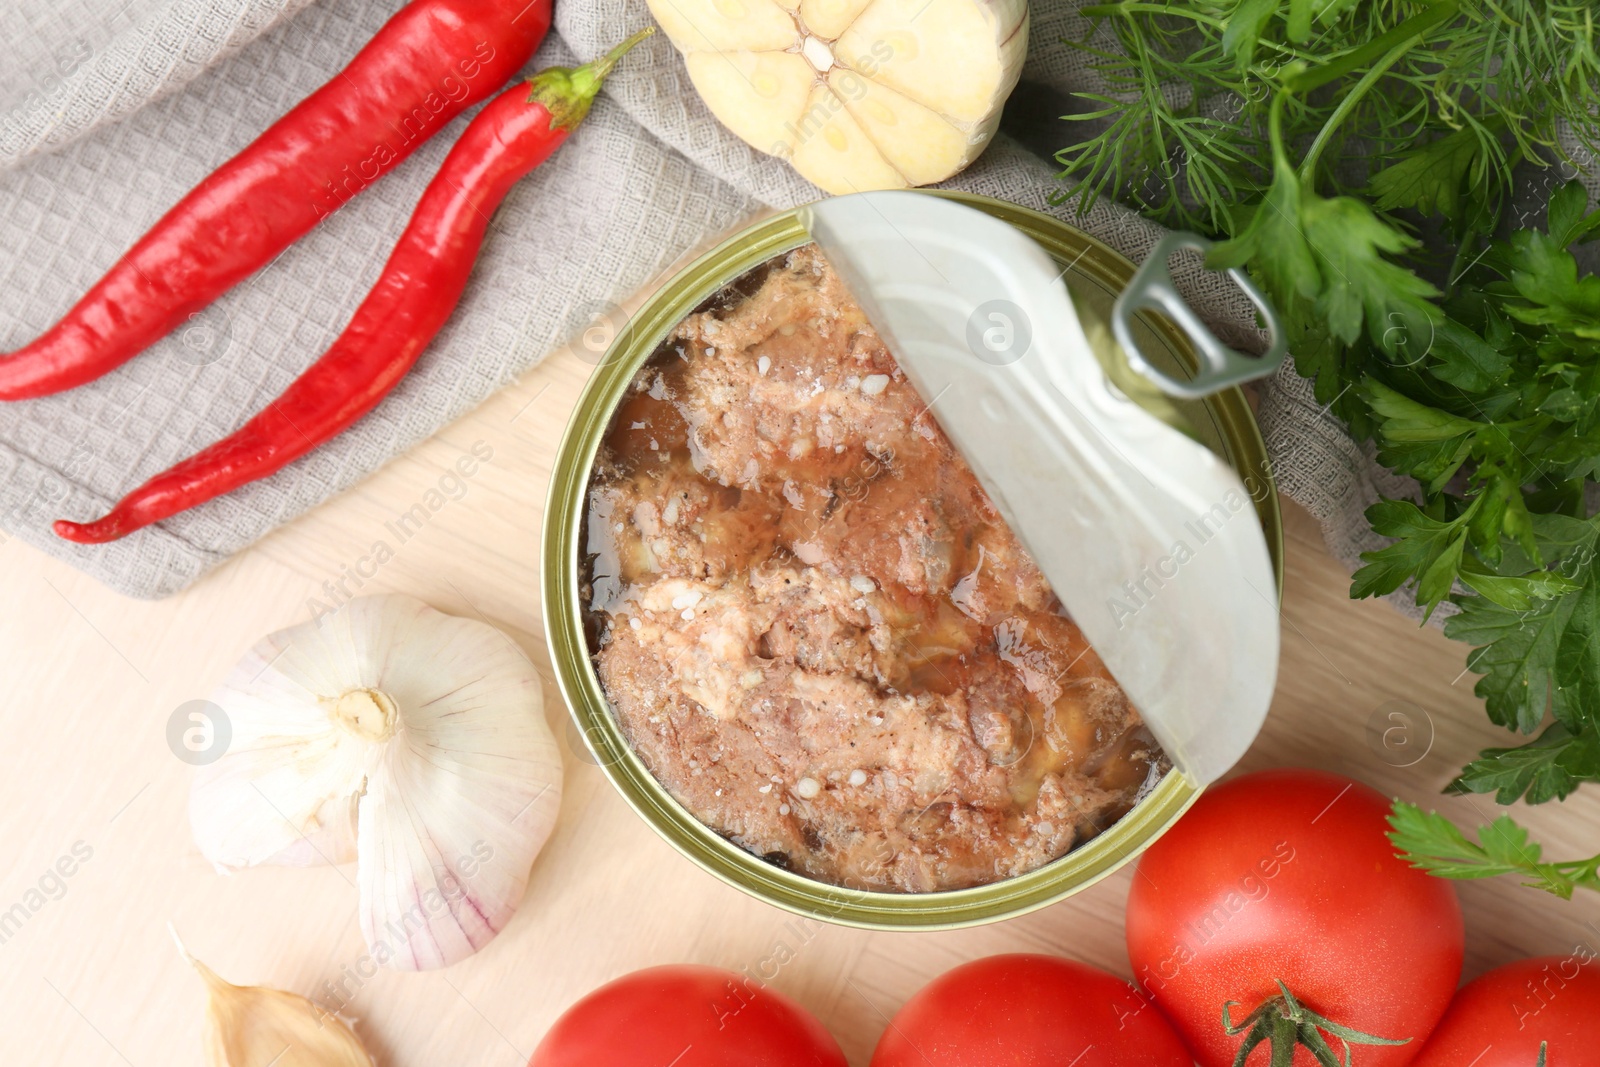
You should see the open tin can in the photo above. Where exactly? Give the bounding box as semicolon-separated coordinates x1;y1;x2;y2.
543;191;1282;929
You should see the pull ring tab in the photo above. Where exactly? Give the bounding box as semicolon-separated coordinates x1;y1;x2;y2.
1112;231;1287;400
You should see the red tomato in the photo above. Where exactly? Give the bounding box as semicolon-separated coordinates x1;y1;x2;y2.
1413;955;1600;1066
529;965;846;1067
869;954;1194;1067
1126;768;1464;1067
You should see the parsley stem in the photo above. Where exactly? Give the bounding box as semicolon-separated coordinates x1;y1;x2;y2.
1297;37;1421;181
1266;89;1291;175
1290;0;1465;181
1079;2;1227;27
1282;0;1460;95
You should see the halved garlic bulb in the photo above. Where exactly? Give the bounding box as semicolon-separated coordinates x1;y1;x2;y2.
190;595;563;971
649;0;1030;193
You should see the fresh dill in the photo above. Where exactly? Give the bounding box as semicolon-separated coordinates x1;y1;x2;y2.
1058;0;1600;239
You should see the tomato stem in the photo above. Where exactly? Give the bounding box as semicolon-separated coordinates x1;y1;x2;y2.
1221;980;1410;1067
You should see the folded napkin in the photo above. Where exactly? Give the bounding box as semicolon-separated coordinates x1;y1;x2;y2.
0;0;1585;602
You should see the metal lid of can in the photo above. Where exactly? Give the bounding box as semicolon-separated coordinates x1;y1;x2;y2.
801;191;1282;787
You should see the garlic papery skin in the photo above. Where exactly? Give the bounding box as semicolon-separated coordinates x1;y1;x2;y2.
190;594;563;971
175;930;375;1067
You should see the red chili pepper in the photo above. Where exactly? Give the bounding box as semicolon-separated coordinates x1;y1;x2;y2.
0;0;552;402
54;30;654;545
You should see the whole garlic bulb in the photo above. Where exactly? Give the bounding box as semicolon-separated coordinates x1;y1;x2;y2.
190;595;563;971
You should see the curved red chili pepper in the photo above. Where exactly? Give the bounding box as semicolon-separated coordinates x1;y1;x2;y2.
55;29;654;545
0;0;552;401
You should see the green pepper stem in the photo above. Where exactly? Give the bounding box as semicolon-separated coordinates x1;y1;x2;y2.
580;26;656;91
527;26;655;131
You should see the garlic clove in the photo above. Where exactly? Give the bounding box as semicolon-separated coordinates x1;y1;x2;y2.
682;49;816;154
835;0;1027;124
799;0;875;40
649;0;797;51
829;69;981;186
175;930;374;1067
788;83;909;193
191;595;563;970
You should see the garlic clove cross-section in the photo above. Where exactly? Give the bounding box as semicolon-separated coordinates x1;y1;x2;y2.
648;0;1029;193
190;595;563;971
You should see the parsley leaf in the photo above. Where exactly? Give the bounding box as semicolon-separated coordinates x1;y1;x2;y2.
1499;226;1600;341
1425;316;1510;393
1528;513;1598;565
1554;580;1600;722
1449;723;1600;805
1213;158;1438;351
1352;498;1478;616
1443;593;1571;733
1207;147;1321;315
1221;0;1279;70
1457;557;1580;611
1388;800;1600;899
1369;129;1485;222
1360;379;1480;491
1545;179;1600;248
1304;193;1439;349
1208;93;1441;358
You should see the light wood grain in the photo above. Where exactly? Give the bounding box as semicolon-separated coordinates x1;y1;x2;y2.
3;324;1598;1066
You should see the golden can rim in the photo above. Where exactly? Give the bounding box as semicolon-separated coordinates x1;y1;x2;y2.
542;191;1283;930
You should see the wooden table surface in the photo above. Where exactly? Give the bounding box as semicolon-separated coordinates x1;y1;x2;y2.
4;303;1598;1065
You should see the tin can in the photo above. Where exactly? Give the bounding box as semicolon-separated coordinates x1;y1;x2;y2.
543;192;1283;929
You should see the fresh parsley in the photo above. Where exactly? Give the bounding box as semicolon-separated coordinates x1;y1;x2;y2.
1388;800;1600;899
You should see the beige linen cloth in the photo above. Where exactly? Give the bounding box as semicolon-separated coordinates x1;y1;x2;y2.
0;0;1574;602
